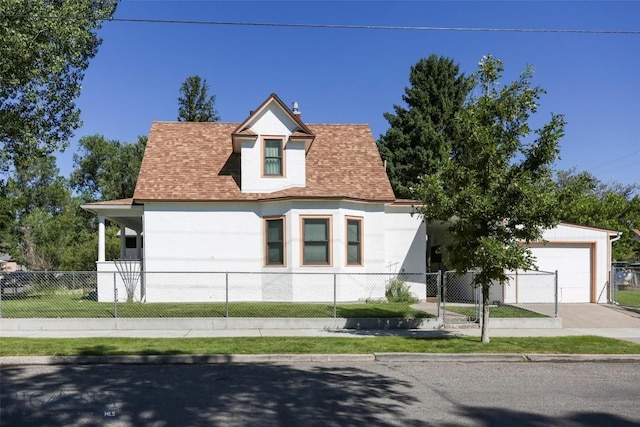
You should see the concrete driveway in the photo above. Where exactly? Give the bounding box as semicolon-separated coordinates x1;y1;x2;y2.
520;303;640;328
425;303;640;344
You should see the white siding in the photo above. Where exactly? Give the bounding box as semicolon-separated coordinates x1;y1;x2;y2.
240;103;306;193
143;202;263;272
384;205;426;274
384;205;427;298
111;200;427;302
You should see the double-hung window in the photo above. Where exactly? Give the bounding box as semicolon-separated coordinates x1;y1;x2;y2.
264;138;283;176
302;217;332;265
265;217;285;266
346;217;363;265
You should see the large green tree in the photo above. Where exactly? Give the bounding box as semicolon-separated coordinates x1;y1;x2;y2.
0;153;68;257
1;132;145;269
378;55;472;199
71;135;147;201
556;169;640;261
0;152;113;270
0;0;118;179
177;75;220;122
18;198;120;271
414;56;566;343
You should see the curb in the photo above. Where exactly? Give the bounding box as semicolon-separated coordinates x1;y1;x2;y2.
372;353;640;362
3;353;640;366
0;354;376;366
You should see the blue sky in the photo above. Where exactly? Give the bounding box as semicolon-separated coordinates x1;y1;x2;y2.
58;0;639;186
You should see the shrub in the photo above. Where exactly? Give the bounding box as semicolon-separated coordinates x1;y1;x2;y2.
385;277;417;303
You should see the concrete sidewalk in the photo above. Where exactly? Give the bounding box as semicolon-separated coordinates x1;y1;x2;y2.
2;326;640;343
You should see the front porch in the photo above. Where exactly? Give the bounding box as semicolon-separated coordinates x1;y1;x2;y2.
81;198;144;264
82;199;144;302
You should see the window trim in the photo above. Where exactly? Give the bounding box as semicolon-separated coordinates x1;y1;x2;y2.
261;136;286;178
264;216;286;267
300;215;333;267
345;216;364;266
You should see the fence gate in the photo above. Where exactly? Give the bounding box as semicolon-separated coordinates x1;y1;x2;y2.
441;271;480;327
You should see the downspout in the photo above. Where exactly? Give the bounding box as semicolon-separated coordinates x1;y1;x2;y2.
610;232;622;244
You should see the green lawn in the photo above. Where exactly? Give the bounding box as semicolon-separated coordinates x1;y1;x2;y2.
616;290;640;308
445;305;548;318
1;336;639;356
0;292;431;319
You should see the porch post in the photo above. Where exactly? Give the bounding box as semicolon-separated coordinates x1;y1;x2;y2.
98;215;106;262
119;225;126;259
136;231;142;260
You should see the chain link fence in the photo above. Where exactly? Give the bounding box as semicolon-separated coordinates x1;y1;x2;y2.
611;266;640;308
0;271;436;319
441;271;481;324
0;269;556;321
441;270;558;325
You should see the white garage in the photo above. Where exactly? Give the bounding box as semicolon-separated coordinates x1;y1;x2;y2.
428;222;618;304
503;223;617;304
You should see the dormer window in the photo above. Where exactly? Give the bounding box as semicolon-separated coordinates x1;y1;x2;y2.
263;137;284;176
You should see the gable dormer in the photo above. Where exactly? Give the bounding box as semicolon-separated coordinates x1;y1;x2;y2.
232;94;315;193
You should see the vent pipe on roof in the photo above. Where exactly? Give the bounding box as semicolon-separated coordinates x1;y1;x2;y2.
292;102;302;121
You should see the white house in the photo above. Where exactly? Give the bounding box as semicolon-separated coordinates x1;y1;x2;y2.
82;94;426;302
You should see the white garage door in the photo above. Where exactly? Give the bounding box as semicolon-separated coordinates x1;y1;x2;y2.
527;245;592;303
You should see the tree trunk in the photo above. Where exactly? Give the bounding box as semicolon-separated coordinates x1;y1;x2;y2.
481;284;491;343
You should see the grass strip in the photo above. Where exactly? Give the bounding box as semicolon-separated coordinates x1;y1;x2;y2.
0;297;432;319
616;290;640;308
1;336;639;357
445;305;548;318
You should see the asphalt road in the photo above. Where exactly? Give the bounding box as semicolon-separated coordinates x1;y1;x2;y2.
2;361;639;426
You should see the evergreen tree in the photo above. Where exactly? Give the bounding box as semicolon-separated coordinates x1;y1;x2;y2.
177;75;220;122
378;55;472;199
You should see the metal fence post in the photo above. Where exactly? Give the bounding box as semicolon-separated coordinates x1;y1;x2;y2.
436;271;441;320
476;284;480;323
333;273;337;319
225;272;229;318
442;272;447;326
113;272;118;319
554;270;559;318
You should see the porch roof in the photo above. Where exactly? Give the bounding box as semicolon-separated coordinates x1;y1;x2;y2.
81;198;143;233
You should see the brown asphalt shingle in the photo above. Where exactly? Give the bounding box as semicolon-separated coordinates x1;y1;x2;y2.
132;121;396;202
86;198;134;206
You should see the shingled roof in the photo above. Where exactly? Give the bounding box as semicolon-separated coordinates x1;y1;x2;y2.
133;121;396;202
